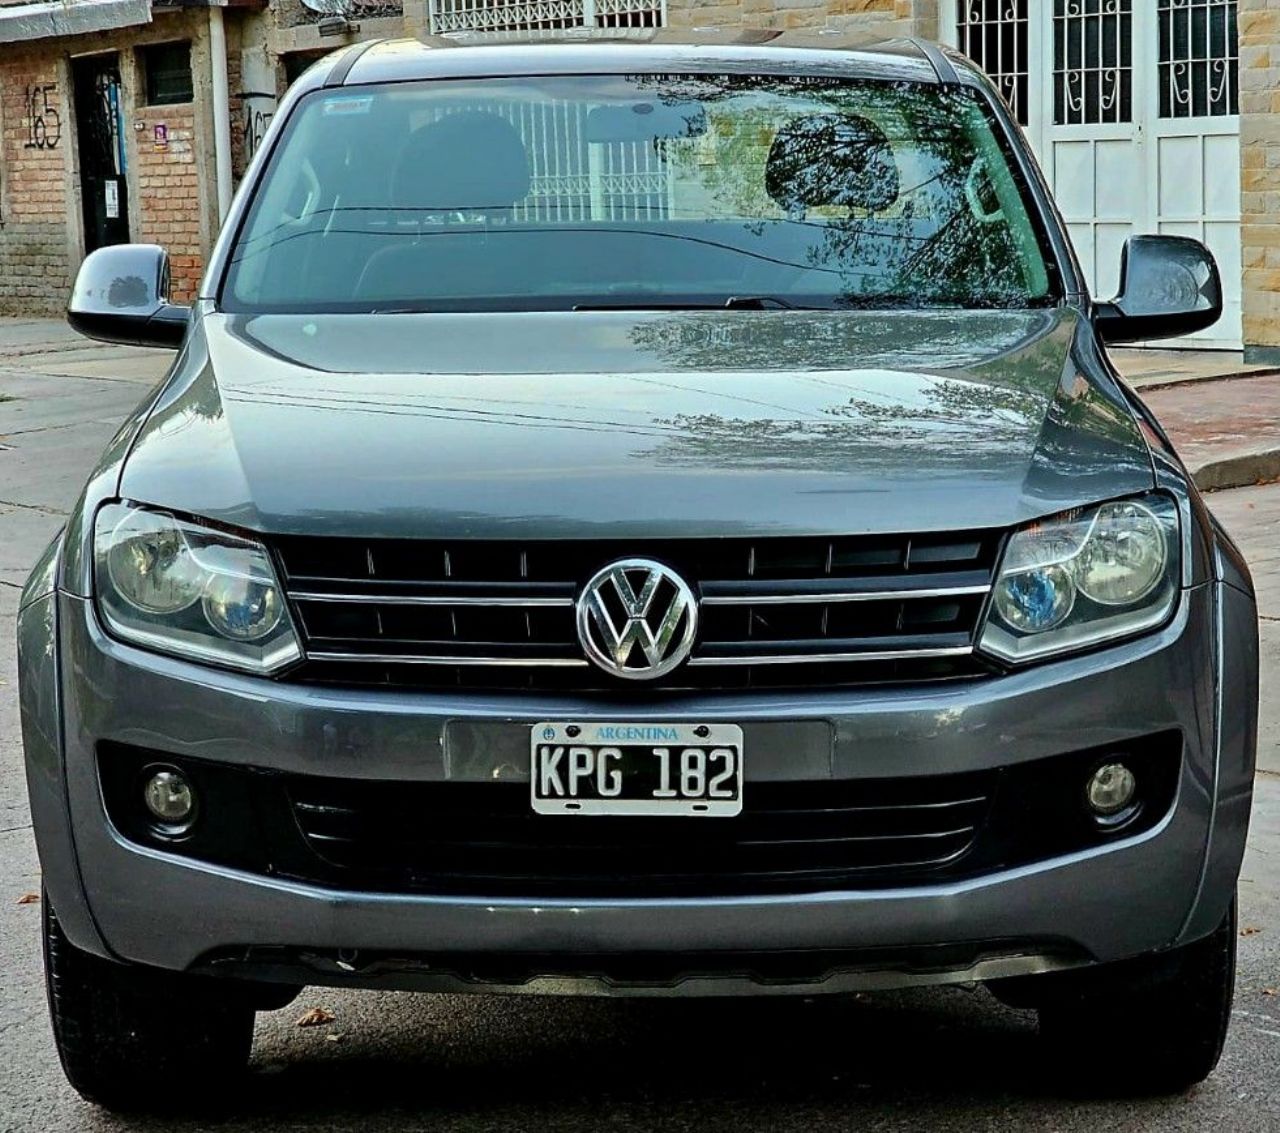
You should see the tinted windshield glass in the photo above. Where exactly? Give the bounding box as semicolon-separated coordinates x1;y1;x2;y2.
223;74;1057;313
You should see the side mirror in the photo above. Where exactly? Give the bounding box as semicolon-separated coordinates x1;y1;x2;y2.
1096;234;1222;344
67;244;190;349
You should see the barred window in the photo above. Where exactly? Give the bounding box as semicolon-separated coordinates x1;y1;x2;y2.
1053;0;1133;125
1158;0;1238;118
955;1;1030;126
139;42;193;107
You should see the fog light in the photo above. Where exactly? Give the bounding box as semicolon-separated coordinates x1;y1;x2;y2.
1086;762;1137;818
143;768;195;827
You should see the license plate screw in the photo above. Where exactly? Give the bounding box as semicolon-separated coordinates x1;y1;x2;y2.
694;725;710;739
566;725;581;738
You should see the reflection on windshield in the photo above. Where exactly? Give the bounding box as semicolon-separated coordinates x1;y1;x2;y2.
224;74;1057;314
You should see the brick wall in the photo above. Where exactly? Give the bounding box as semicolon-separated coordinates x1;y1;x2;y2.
132;104;204;302
0;12;214;313
1240;0;1280;362
0;51;72;315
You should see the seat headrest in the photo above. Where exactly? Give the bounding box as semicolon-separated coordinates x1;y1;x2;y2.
765;113;900;215
392;111;531;212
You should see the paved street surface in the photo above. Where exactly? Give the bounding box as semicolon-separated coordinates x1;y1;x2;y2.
2;321;1280;1131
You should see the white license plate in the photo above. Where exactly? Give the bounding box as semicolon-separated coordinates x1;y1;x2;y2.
530;722;744;817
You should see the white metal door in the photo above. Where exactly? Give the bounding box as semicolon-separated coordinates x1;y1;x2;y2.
1043;1;1142;311
1146;0;1241;348
943;0;1242;349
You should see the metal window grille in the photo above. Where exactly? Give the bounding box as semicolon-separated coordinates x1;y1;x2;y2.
594;0;664;29
1053;0;1133;125
429;0;665;34
425;0;670;218
1158;0;1238;118
954;1;1030;126
422;99;673;222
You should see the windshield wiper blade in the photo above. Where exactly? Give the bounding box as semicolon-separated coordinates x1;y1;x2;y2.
573;301;725;311
573;295;812;312
723;295;804;310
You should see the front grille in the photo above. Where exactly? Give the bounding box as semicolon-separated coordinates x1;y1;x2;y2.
272;533;1002;690
285;775;996;897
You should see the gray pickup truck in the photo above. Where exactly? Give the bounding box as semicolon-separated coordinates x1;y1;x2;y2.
20;31;1257;1111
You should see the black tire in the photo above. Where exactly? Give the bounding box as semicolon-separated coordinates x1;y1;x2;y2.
1037;897;1237;1095
43;892;255;1113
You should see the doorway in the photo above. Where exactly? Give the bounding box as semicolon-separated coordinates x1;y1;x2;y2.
72;54;130;254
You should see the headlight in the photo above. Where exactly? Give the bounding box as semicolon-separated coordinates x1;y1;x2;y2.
94;503;301;674
979;494;1180;664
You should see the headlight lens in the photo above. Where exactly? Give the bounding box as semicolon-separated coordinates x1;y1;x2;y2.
94;503;301;673
979;494;1180;664
105;508;204;614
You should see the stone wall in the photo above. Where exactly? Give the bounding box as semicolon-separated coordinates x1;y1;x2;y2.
1240;0;1280;362
666;0;936;37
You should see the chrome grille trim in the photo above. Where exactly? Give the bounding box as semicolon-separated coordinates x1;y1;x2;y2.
292;592;574;608
306;652;590;668
701;584;991;606
687;646;975;667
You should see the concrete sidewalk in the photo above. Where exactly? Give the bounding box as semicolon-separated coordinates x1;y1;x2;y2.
1109;347;1278;391
0;317;172;386
0;316;1277;492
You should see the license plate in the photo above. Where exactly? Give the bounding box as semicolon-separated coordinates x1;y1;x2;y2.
530;722;744;817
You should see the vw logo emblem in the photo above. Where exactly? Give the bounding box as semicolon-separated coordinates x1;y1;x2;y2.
576;559;698;680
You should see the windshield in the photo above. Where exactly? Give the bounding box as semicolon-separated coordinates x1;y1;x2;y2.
222;73;1059;313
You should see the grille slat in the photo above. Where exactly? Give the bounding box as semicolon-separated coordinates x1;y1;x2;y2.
274;532;1001;691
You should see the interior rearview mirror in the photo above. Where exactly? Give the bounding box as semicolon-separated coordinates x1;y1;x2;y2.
585;103;707;145
67;244;190;349
1096;234;1222;344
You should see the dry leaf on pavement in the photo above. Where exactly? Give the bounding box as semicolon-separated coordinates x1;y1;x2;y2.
1241;926;1263;937
295;1006;336;1028
16;892;39;905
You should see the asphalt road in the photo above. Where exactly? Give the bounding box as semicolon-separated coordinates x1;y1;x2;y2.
2;325;1279;1131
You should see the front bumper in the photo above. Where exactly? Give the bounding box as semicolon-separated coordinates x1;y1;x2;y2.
20;579;1256;993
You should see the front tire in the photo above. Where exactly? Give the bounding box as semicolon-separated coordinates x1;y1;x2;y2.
1037;897;1237;1095
43;893;255;1112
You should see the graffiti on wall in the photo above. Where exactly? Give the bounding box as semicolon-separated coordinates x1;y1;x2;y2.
23;84;61;150
241;90;276;164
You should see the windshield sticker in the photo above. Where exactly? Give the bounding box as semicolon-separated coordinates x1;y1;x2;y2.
322;96;373;116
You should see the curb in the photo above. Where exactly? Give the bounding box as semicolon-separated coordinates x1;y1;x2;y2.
1192;447;1280;493
1124;366;1280;393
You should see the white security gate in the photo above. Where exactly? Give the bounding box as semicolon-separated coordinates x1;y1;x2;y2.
426;0;671;220
944;0;1242;349
419;98;673;222
429;0;664;34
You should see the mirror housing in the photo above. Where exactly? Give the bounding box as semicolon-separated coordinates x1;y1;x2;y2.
1095;234;1222;344
67;244;190;349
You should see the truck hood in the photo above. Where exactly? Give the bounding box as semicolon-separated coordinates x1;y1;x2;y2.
119;308;1154;540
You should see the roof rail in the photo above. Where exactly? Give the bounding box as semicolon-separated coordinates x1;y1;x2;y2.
908;38;960;85
325;39;383;88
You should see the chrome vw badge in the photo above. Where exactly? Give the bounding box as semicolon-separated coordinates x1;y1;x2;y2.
576;559;698;680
